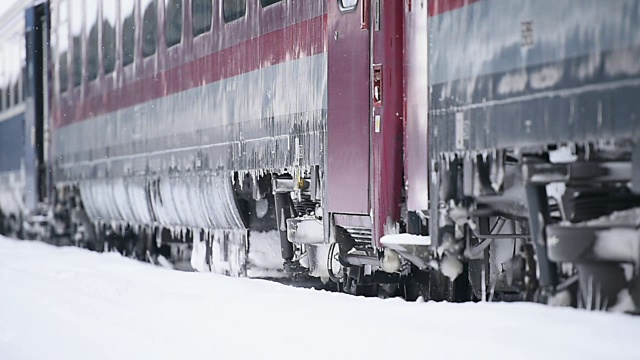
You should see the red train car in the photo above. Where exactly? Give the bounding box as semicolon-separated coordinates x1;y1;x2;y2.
45;0;406;293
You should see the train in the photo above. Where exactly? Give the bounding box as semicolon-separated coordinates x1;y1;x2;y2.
1;0;640;311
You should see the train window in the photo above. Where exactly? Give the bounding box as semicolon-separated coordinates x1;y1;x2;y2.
165;0;182;48
103;0;117;74
72;35;82;87
339;0;358;10
56;0;70;93
192;0;212;37
142;0;158;58
21;67;26;102
122;0;136;67
13;82;19;106
86;0;100;81
59;51;69;92
21;77;25;103
71;0;83;87
72;36;82;87
223;0;246;23
261;0;282;7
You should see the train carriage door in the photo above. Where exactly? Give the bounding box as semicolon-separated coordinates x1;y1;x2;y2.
327;0;371;216
24;3;50;210
369;0;404;245
329;0;404;247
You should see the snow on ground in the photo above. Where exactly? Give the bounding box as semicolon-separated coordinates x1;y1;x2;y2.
1;236;639;360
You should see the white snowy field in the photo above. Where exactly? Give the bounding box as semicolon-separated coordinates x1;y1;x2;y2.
1;236;639;360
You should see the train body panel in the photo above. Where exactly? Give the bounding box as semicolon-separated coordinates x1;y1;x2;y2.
404;0;430;213
429;0;640;152
0;111;26;218
53;52;327;180
51;1;327;181
327;0;371;216
0;112;26;174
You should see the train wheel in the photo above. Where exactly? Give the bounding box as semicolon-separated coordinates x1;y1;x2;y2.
0;212;5;236
342;267;377;297
402;268;430;301
630;275;640;312
131;229;155;261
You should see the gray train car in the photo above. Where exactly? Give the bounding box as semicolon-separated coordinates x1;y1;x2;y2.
0;2;45;238
403;0;640;309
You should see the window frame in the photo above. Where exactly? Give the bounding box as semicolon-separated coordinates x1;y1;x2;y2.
121;0;137;68
58;51;69;93
13;81;19;106
260;0;283;8
85;0;100;83
191;0;213;37
4;86;10;109
338;0;359;12
102;0;117;76
165;0;183;48
141;0;158;58
222;0;246;24
70;0;83;89
53;0;71;95
71;34;82;88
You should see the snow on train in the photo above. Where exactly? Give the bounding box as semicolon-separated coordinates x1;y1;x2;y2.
1;0;640;310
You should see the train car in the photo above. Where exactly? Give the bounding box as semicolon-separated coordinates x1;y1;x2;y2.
47;0;327;276
400;0;640;309
0;0;410;294
0;11;25;236
0;2;46;239
42;0;406;290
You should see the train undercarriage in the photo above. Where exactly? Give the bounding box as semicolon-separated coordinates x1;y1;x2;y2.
2;145;640;312
0;139;640;312
426;142;640;311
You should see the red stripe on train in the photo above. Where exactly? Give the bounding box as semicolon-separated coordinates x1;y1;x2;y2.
54;14;327;128
428;0;482;16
